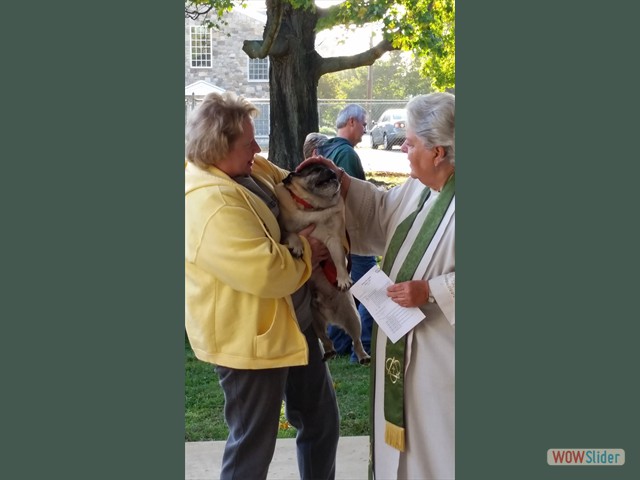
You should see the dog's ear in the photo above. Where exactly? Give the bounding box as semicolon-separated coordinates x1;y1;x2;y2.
283;171;296;184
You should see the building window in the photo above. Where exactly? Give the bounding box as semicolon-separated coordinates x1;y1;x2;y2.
248;58;269;81
253;103;270;137
190;26;211;68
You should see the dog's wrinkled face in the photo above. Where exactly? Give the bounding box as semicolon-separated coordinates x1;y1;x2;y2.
283;164;340;208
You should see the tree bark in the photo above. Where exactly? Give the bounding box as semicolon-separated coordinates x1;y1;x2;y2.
242;2;395;171
264;4;321;170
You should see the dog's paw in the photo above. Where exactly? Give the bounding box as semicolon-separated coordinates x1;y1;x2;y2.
322;350;337;362
335;275;353;292
358;355;371;365
284;233;304;258
288;244;304;258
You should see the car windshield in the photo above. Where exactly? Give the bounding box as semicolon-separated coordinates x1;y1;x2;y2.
379;109;406;122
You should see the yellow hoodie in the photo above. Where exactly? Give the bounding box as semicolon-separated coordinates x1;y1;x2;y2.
185;155;312;369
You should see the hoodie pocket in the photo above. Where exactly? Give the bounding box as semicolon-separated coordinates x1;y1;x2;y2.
254;309;303;359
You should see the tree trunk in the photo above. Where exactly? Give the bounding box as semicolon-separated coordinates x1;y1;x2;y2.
267;5;321;171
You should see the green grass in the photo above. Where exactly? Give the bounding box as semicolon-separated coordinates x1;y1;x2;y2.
185;335;371;441
329;355;372;437
184;335;228;441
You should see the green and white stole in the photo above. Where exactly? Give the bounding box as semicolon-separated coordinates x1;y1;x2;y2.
372;173;455;455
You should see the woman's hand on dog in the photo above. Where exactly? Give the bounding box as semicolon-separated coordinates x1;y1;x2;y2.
297;156;351;199
297;155;333;172
297;224;330;268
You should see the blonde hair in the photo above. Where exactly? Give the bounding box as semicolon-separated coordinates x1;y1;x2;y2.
303;132;328;159
185;92;259;169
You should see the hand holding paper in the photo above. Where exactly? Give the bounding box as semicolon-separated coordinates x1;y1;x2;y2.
350;266;426;343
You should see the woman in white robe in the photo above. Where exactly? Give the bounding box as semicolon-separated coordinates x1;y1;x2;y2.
300;92;455;479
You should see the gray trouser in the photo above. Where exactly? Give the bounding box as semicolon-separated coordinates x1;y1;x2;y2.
216;326;340;480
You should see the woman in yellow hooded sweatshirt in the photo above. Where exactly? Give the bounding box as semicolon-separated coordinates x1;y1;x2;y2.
185;92;339;480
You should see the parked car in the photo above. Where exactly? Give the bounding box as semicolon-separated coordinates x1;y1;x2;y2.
370;108;407;150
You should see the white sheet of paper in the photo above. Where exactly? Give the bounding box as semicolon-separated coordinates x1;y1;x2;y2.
349;266;426;343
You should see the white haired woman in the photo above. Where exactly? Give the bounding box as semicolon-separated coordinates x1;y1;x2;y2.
299;92;456;479
303;132;328;159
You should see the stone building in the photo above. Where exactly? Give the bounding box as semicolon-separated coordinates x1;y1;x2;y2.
185;8;270;138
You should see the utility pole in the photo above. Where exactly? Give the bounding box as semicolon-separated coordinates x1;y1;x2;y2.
366;34;374;128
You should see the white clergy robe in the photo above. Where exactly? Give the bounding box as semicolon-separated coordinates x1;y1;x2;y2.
345;176;455;480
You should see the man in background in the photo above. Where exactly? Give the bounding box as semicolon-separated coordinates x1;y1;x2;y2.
318;104;376;363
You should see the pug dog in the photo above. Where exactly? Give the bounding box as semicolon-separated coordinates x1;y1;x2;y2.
275;164;371;364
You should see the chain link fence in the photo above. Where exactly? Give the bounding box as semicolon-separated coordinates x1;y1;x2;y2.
317;99;407;136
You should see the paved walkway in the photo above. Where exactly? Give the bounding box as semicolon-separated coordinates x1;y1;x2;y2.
185;435;369;480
